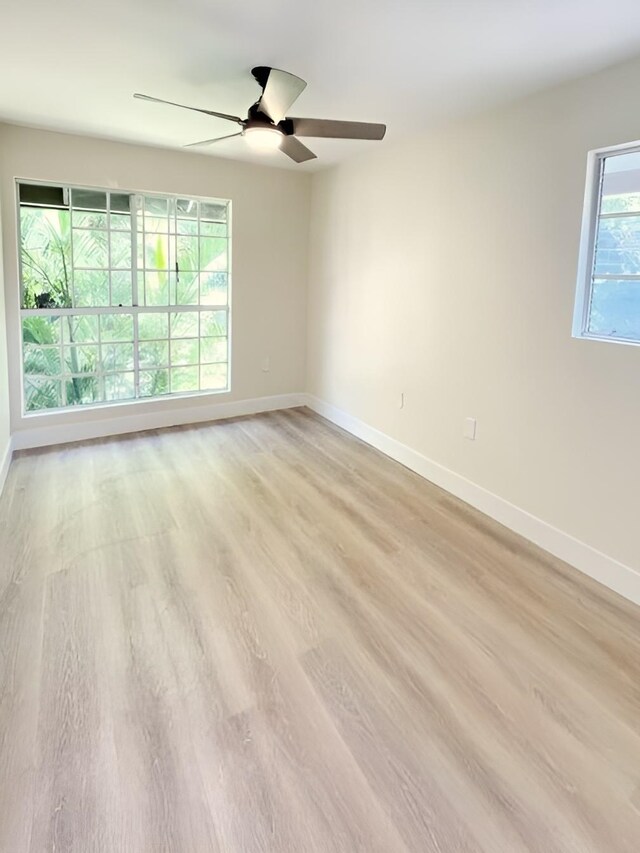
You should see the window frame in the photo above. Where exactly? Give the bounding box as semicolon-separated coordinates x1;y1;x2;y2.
15;179;233;415
573;140;640;347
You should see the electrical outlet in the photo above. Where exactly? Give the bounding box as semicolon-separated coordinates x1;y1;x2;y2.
261;357;270;373
464;417;477;440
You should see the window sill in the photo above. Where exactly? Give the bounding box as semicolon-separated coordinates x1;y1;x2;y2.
21;386;231;420
572;332;640;348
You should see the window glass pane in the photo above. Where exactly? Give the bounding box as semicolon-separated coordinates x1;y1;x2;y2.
144;272;169;306
200;336;227;363
171;338;199;365
73;270;110;307
140;368;169;396
101;343;134;371
65;344;99;374
20;184;65;208
594;217;640;275
138;313;168;340
200;237;227;270
139;340;169;368
170;311;198;338
110;213;131;230
176;272;199;305
66;376;100;406
200;272;228;305
73;211;108;229
176;198;198;219
588;279;640;340
100;314;134;342
62;315;99;344
111;231;132;268
23;344;62;376
177;236;199;270
200;363;228;390
144;196;168;217
200;201;227;222
105;372;135;401
110;193;130;213
177;218;198;235
200;310;227;337
201;221;227;237
145;234;169;269
600;194;640;215
167;272;178;306
24;377;63;411
72;189;107;229
111;271;133;306
23;315;62;345
72;188;107;211
20;208;71;309
144;216;169;235
171;366;199;393
73;230;108;269
601;152;640;214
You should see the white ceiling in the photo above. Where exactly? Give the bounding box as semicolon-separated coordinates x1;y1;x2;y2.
3;0;640;171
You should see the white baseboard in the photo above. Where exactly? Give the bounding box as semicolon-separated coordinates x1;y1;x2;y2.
0;436;13;498
304;394;640;608
12;393;305;451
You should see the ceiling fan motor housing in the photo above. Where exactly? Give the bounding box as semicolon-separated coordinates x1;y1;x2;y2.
245;104;291;134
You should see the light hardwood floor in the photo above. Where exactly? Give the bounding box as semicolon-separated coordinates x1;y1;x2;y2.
0;407;639;852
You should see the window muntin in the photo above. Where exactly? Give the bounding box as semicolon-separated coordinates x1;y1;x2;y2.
574;147;640;344
18;182;230;412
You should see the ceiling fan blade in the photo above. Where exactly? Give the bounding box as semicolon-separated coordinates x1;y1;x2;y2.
133;93;243;125
280;135;317;164
185;132;244;148
289;117;386;140
252;67;306;124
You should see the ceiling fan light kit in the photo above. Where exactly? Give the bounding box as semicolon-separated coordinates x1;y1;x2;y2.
133;65;386;164
243;125;284;150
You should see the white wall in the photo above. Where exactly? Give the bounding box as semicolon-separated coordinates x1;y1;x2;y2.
0;124;310;445
0;137;10;484
307;55;640;574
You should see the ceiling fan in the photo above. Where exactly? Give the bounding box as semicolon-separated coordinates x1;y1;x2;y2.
134;66;386;164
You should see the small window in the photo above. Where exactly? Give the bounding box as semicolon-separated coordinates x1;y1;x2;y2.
18;181;231;413
574;145;640;344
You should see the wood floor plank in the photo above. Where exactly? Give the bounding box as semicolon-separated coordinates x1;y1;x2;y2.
0;407;638;851
0;451;64;852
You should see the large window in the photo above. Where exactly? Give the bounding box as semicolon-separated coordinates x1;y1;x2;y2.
18;182;230;413
574;145;640;344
